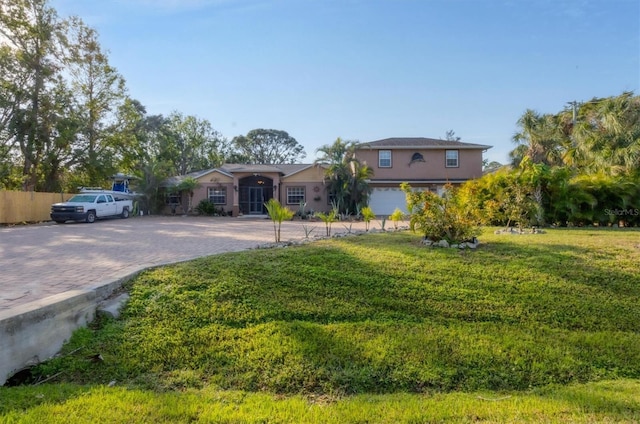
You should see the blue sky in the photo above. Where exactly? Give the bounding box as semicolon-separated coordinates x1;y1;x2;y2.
50;0;639;164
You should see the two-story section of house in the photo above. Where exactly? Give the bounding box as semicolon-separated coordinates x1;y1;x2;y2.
354;137;492;215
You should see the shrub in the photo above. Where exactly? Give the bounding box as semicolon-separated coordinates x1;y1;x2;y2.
361;206;375;231
389;208;404;229
195;199;217;216
401;183;480;242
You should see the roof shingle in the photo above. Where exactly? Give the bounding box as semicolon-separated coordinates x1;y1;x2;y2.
357;137;492;150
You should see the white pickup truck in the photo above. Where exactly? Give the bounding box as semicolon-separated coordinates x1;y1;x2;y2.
50;193;133;224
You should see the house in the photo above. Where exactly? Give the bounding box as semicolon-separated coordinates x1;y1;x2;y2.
163;137;491;217
163;163;330;216
353;137;491;215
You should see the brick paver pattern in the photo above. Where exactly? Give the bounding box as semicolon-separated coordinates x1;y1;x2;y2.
0;216;371;313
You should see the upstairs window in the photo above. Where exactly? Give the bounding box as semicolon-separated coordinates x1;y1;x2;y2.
379;150;392;168
445;150;459;168
208;187;226;204
411;152;425;162
287;187;305;205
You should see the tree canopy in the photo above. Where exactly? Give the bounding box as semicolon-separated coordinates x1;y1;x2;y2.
510;92;640;176
464;93;640;228
0;0;230;202
231;129;305;164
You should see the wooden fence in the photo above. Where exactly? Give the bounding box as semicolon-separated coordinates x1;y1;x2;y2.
0;191;74;224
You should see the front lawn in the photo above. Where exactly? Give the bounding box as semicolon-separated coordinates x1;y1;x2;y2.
1;228;639;422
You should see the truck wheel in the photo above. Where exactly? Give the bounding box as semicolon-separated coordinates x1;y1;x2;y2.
121;208;130;219
86;210;96;223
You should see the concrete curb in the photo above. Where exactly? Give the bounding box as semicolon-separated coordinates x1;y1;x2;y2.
0;273;137;385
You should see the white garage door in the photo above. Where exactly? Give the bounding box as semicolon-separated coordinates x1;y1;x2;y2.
368;188;408;216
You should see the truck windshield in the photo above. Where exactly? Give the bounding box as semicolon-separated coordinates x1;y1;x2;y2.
67;195;97;203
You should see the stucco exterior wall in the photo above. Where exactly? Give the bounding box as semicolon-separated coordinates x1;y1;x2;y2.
280;182;329;213
162;171;236;215
280;167;329;213
355;148;484;181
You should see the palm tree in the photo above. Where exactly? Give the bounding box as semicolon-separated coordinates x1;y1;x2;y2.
175;176;199;214
570;92;640;175
511;109;564;167
314;138;357;214
264;198;294;242
315;138;374;215
346;160;374;214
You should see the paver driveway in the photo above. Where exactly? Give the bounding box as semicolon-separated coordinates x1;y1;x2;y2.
0;216;369;314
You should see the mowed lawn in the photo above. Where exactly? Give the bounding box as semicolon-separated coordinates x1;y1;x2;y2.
1;228;639;423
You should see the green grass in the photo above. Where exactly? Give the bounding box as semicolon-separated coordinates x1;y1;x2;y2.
1;380;639;423
2;228;640;422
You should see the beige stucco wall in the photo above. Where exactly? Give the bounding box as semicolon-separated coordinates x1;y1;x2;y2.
162;151;490;217
192;171;235;213
280;166;329;213
355;148;484;181
280;182;330;213
282;166;325;183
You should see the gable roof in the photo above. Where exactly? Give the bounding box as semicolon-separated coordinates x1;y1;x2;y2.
162;163;324;187
162;168;232;187
357;137;492;150
219;163;312;176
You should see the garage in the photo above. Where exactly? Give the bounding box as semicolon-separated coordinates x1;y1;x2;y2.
368;187;409;216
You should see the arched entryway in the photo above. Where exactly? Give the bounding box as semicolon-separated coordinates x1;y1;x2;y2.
238;175;274;214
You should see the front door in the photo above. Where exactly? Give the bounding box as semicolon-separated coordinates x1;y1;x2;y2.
248;187;264;214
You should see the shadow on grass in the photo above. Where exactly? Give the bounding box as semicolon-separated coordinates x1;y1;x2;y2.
22;230;640;397
332;231;640;331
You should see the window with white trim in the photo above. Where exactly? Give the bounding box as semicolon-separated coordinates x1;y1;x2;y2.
287;187;305;204
445;150;459;167
378;150;392;168
208;187;226;204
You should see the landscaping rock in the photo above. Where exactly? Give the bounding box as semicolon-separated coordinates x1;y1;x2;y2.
437;239;450;248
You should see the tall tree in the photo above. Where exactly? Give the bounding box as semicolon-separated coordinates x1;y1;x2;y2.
161;111;226;175
572;92;640;175
231;129;305;164
66;17;127;186
509;92;640;175
0;0;69;190
510;109;564;167
0;44;22;182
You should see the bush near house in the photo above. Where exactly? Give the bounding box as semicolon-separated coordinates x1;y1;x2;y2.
401;182;480;242
460;162;640;228
194;199;225;216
